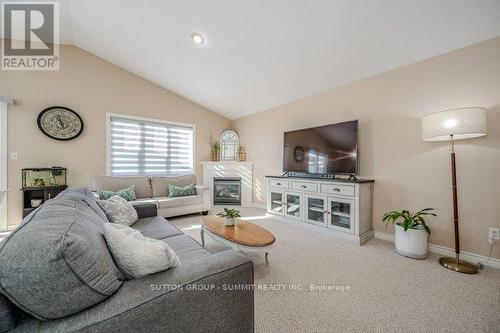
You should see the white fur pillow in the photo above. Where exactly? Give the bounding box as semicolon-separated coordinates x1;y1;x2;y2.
103;223;180;279
97;195;138;226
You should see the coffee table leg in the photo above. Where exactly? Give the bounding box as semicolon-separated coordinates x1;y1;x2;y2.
201;227;205;246
265;252;269;264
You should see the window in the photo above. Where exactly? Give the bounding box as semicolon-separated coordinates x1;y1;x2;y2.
307;149;327;173
107;114;194;177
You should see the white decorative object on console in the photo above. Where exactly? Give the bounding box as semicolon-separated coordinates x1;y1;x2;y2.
202;162;253;206
266;176;374;245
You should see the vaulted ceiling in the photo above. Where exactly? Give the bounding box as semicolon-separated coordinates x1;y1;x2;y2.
58;1;500;118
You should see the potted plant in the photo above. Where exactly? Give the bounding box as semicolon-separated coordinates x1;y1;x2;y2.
383;208;437;259
211;142;220;162
217;208;241;227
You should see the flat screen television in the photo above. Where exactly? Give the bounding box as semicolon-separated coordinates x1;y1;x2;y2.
283;120;358;175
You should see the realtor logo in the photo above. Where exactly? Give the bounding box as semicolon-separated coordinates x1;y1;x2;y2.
1;2;60;70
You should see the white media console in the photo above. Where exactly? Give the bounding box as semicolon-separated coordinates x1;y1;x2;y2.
266;176;374;245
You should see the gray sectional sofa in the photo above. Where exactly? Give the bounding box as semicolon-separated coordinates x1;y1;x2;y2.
89;174;211;218
0;188;254;332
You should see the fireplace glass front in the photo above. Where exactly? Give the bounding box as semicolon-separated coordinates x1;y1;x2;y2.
213;177;242;205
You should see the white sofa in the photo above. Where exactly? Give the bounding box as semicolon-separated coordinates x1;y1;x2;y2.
89;174;210;217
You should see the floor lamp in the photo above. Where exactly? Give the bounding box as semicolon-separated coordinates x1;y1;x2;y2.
421;107;487;274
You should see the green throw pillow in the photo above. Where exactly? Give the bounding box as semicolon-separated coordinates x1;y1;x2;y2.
98;186;136;201
168;184;196;197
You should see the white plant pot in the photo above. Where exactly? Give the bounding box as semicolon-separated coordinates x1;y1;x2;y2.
224;217;235;227
394;223;428;259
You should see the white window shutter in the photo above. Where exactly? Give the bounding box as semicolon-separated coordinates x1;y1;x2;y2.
109;116;194;176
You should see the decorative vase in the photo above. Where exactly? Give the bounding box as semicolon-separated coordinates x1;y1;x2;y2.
224;217;235;227
239;145;246;162
394;223;428;259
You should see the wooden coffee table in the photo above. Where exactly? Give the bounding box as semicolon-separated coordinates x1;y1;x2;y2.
201;216;276;264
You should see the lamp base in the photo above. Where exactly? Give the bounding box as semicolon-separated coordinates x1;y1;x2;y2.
439;256;478;274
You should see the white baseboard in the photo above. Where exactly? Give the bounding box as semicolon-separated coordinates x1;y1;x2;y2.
374;231;500;270
373;231;395;242
250;203;267;210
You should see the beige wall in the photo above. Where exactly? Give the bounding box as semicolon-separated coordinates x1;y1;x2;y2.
233;37;500;258
0;44;231;227
2;38;499;259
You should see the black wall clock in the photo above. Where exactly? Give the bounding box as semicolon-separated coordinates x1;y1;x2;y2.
37;106;84;141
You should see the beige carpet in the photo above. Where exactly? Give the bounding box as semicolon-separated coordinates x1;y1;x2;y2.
169;207;500;333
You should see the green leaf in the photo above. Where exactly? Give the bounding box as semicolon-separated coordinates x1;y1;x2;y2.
422;223;431;235
403;220;411;231
384;208;437;235
383;211;404;225
218;208;241;218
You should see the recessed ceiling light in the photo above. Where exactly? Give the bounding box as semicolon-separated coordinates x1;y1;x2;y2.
191;32;206;45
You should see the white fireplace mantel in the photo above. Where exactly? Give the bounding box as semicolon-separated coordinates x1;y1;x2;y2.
201;161;254;206
201;161;254;165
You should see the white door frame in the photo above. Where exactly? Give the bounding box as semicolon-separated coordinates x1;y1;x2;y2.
0;97;12;231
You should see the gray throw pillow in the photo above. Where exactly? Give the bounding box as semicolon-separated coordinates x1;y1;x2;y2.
103;223;180;279
0;196;124;320
56;188;109;222
97;195;138;226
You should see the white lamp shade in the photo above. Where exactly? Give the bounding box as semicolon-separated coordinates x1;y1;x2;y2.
421;107;487;142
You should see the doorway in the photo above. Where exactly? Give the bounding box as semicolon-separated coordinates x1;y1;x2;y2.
0;99;8;231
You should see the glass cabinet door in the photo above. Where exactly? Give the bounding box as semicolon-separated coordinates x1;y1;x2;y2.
269;191;284;215
328;197;354;233
305;196;327;226
285;193;301;219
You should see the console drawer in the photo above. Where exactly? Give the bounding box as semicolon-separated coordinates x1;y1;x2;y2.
320;184;355;197
291;181;318;193
269;178;288;189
